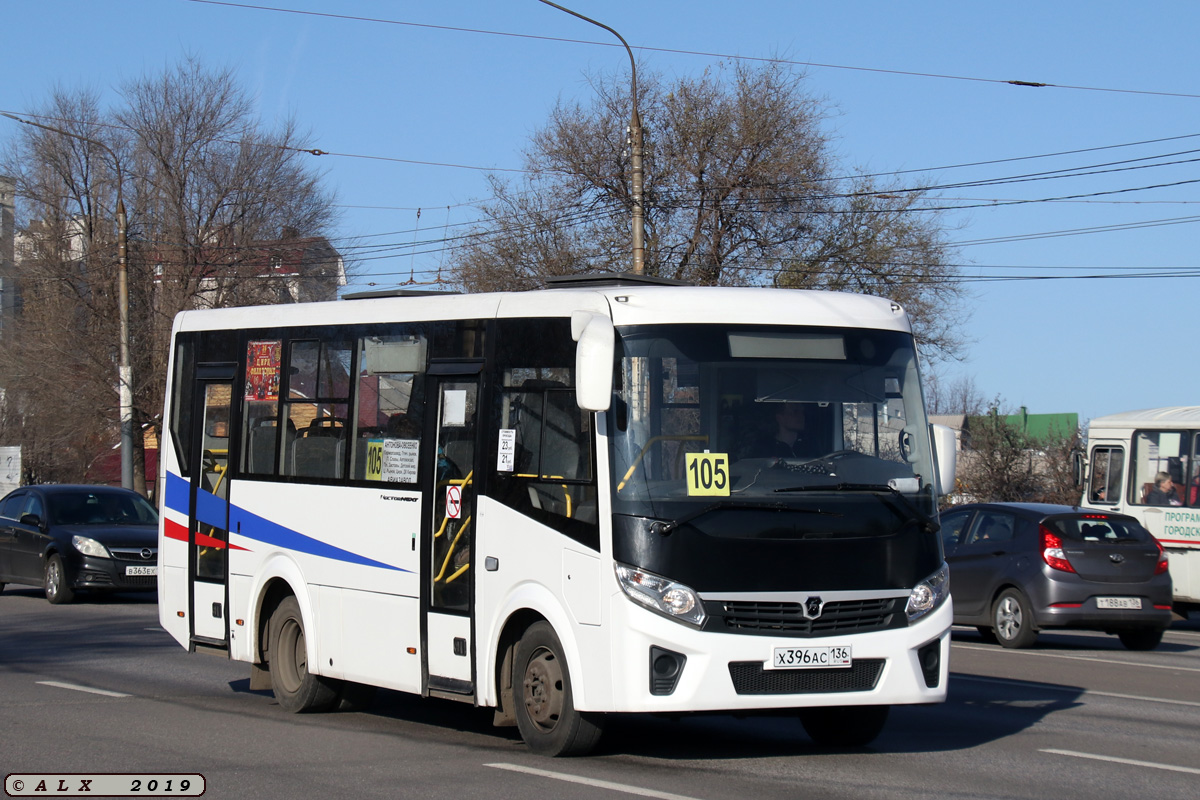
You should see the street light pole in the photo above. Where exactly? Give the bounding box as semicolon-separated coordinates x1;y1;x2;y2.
537;1;645;274
1;112;136;492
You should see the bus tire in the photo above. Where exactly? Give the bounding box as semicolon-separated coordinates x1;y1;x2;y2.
269;596;340;713
800;704;889;747
513;621;603;757
44;554;75;605
993;588;1037;649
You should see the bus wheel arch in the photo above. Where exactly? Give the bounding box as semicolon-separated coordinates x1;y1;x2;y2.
492;609;545;728
510;619;604;756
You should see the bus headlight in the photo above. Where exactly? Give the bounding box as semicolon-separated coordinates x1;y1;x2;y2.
71;535;111;559
615;563;706;628
905;562;949;623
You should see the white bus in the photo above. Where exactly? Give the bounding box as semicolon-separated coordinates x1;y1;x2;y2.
157;275;956;755
1085;406;1200;614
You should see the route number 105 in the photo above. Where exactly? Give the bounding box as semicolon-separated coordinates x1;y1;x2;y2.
685;452;730;497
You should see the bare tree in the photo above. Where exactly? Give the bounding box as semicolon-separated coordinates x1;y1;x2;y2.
953;400;1081;504
451;61;965;361
1034;428;1085;506
0;60;338;490
925;371;988;417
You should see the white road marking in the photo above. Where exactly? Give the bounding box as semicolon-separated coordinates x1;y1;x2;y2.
1042;748;1200;775
953;642;1200;673
956;674;1200;708
486;763;706;800
36;681;131;698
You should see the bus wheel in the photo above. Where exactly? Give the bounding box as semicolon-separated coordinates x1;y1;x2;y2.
800;705;889;747
513;621;604;756
269;596;340;713
44;554;75;605
993;589;1037;649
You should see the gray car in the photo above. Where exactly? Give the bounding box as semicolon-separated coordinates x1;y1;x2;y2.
941;502;1172;650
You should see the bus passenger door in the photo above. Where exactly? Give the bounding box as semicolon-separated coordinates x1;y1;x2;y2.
188;376;234;647
424;372;480;695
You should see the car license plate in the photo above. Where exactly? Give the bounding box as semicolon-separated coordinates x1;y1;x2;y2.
1096;597;1141;610
767;645;852;670
125;565;158;577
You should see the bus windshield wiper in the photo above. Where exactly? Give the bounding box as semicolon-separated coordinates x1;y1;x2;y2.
773;482;940;534
651;500;841;537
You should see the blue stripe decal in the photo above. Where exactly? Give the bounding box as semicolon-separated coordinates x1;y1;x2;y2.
165;471;189;514
164;471;411;573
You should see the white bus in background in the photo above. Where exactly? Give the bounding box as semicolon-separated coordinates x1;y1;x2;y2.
157;274;957;756
1085;407;1200;615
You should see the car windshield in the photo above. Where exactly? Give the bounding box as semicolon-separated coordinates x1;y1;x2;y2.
607;323;938;529
49;491;159;526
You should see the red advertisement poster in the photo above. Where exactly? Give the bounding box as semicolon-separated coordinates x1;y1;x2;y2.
245;340;281;401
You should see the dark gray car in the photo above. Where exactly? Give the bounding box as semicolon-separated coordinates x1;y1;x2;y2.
0;485;158;604
941;502;1172;650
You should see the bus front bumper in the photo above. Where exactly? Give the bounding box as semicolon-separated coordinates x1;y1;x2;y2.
601;593;951;714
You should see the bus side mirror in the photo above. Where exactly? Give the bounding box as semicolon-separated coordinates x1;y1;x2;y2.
1071;448;1084;488
930;423;957;497
572;311;614;412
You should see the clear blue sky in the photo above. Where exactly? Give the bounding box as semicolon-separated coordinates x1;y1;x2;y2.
3;0;1198;424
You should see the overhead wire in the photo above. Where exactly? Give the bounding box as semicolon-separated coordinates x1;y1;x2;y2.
179;0;1200;100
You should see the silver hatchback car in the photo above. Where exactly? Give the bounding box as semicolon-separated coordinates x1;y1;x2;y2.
941;503;1172;650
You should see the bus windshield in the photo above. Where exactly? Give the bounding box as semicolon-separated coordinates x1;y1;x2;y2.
609;324;938;527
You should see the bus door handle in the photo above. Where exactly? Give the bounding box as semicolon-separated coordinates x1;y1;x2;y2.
485;557;499;572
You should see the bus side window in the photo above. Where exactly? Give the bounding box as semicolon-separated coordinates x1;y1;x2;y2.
281;339;352;481
1089;446;1123;504
490;316;598;547
1130;431;1182;506
1190;440;1200;506
351;333;427;483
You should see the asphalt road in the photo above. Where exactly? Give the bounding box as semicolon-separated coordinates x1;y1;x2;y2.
1;586;1198;800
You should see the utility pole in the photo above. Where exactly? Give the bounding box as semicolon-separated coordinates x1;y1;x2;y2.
1;112;137;492
537;1;645;274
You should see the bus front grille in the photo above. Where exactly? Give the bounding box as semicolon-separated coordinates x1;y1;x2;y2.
711;598;903;636
728;659;885;695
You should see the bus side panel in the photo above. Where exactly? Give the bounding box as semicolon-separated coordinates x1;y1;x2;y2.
474;497;613;712
1164;548;1200;604
226;481;422;682
158;464;191;648
159;565;189;648
316;587;422;692
228;482;421;595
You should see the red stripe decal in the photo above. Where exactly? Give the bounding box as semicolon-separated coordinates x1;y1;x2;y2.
164;518;189;543
163;518;249;551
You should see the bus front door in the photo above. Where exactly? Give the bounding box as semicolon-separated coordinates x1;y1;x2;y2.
187;377;233;647
424;373;479;696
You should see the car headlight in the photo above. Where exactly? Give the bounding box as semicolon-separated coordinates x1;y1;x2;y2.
71;535;111;559
615;563;706;628
906;562;949;622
